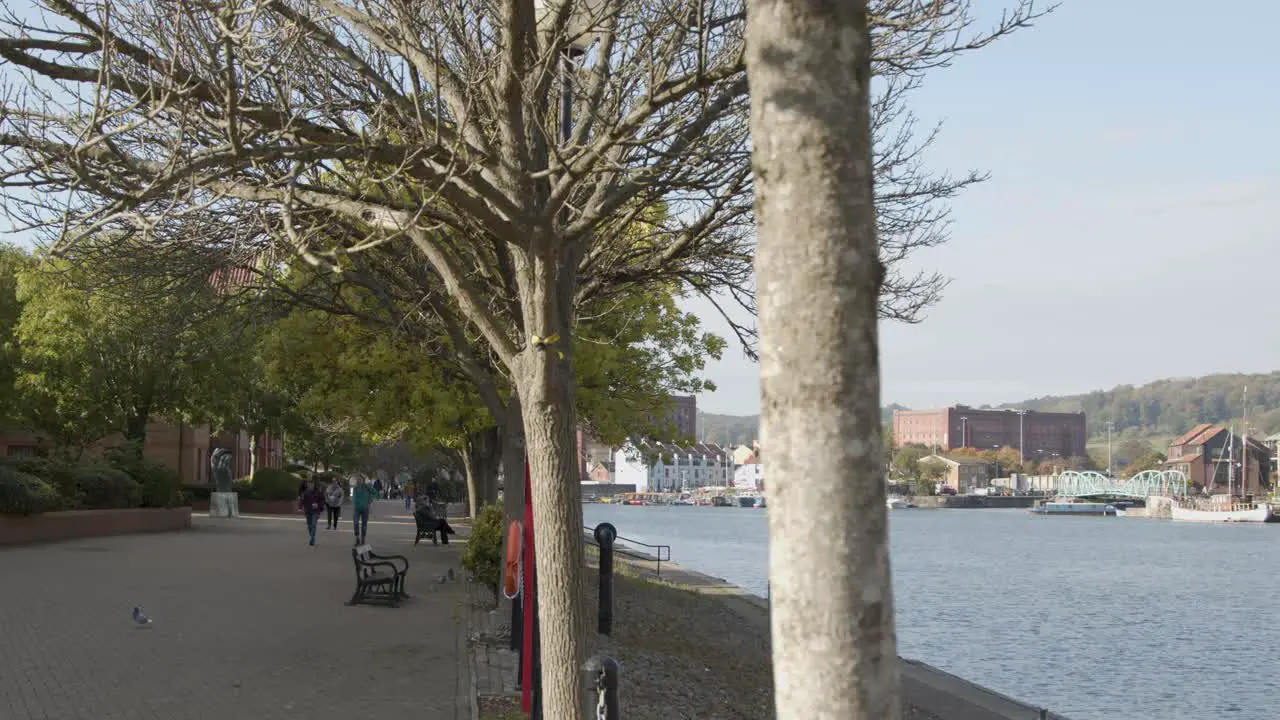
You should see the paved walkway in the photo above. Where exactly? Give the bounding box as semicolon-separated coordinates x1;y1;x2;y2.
0;502;469;720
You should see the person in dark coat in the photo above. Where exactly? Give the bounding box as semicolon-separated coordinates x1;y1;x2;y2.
298;478;326;546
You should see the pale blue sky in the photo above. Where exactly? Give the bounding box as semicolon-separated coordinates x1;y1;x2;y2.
694;0;1280;415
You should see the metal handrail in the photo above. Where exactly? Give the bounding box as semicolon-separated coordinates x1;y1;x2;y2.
583;525;671;576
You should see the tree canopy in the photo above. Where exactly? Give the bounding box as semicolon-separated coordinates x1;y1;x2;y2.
11;254;244;450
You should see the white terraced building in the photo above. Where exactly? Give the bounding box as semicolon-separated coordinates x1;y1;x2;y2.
611;439;737;493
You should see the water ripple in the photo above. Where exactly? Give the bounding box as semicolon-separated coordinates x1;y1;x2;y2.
585;504;1279;720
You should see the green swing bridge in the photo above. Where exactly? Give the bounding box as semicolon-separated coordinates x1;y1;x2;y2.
1054;469;1189;500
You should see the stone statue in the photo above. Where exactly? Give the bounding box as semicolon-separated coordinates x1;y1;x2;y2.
211;448;235;493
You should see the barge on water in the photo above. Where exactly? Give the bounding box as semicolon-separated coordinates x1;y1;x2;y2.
1030;499;1118;516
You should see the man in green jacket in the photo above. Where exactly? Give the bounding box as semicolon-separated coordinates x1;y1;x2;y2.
352;476;378;546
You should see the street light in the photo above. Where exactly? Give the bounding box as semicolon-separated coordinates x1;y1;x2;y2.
534;0;602;149
1018;410;1026;465
1106;421;1114;477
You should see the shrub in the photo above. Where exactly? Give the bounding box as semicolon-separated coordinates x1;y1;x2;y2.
102;445;184;508
230;479;252;496
0;467;61;515
72;466;141;509
248;467;301;501
462;503;506;605
0;456;78;505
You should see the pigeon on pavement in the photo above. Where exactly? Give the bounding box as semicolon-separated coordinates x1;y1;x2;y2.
132;606;154;627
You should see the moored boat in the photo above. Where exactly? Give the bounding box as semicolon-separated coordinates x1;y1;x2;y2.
1030;499;1117;516
1171;496;1274;523
887;496;910;510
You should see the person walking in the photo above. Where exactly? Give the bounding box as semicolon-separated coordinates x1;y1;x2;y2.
298;478;326;546
324;476;346;530
403;480;415;511
352;476;377;546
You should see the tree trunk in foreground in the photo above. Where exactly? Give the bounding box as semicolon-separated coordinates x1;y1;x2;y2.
746;1;901;718
517;351;587;718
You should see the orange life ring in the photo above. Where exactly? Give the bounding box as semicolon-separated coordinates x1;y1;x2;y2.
502;520;523;599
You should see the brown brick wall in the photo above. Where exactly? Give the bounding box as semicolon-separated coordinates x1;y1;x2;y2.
0;508;192;547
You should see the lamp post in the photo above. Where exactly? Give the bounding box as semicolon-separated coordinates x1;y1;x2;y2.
1106;421;1114;477
961;416;968;448
1018;411;1026;465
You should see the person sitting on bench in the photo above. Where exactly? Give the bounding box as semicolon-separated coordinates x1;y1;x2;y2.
413;503;457;545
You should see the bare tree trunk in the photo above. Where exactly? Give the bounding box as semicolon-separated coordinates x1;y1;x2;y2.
460;437;479;520
467;426;502;511
516;354;587;719
747;0;901;718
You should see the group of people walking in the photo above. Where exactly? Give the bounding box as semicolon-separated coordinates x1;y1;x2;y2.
297;475;379;547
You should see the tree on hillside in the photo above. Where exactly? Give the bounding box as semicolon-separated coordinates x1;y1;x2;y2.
0;1;1050;712
12;256;242;454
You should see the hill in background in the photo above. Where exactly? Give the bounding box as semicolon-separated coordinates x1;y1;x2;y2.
698;372;1280;447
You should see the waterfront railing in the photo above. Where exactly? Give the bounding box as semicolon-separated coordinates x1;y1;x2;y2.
582;525;671;578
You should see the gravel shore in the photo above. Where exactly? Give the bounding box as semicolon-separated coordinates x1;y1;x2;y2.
589;560;941;719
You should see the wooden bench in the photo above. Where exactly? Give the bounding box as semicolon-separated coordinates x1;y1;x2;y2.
413;503;456;546
347;544;410;606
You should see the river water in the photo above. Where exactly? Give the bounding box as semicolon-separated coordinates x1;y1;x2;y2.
583;504;1280;720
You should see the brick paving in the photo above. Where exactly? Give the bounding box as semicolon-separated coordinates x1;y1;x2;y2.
0;502;469;720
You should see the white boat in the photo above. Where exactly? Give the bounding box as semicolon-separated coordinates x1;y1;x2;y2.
887;496;910;510
1171;496;1274;523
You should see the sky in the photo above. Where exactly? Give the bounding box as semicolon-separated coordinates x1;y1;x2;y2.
693;0;1280;416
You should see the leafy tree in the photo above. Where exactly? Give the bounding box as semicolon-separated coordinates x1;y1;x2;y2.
993;446;1023;475
915;460;946;496
891;444;931;481
0;244;30;422
12;256;241;453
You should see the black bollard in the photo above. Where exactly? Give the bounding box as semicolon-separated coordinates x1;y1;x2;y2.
586;654;621;720
512;594;523;687
594;523;617;636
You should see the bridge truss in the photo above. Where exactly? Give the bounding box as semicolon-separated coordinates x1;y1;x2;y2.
1054;469;1188;499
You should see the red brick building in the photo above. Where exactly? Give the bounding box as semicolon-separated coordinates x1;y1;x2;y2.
892;405;1086;461
660;395;697;440
0;422;282;485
